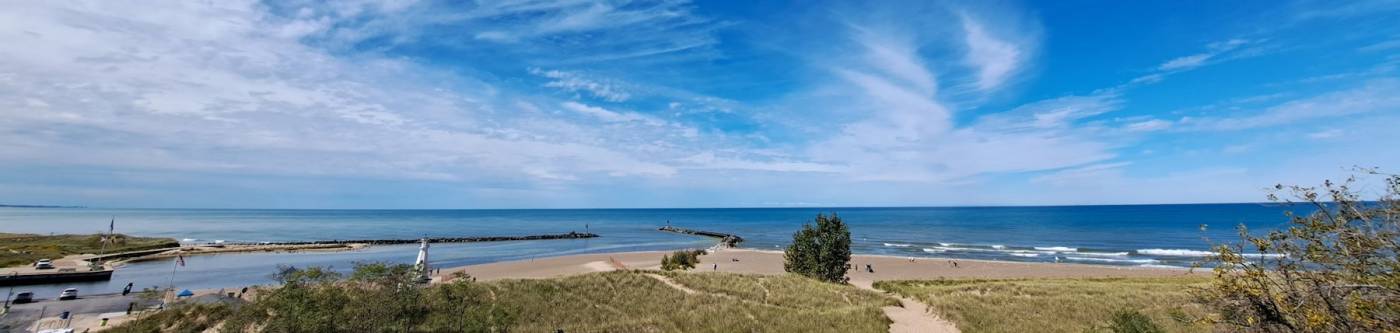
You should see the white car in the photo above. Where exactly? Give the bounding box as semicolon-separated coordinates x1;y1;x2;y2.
58;288;78;300
34;259;54;269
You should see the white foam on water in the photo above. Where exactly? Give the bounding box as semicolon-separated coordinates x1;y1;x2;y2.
1063;256;1158;264
1074;251;1130;257
1136;249;1212;257
990;245;1006;249
1136;264;1186;269
883;242;913;247
1034;246;1078;252
1008;253;1039;257
937;242;952;247
922;248;945;253
935;246;994;252
181;238;199;243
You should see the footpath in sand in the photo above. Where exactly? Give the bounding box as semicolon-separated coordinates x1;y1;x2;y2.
442;248;1194;332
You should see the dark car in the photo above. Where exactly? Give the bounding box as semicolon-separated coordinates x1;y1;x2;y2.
12;291;34;304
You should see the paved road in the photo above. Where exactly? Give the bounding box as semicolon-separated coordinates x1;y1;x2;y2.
1;291;156;333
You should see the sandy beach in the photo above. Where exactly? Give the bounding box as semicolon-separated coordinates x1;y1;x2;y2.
441;248;1198;283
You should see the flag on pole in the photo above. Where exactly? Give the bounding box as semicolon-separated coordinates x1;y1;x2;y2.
176;255;185;267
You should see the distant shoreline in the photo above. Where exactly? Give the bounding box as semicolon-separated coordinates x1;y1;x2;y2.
0;202;1288;211
0;204;86;208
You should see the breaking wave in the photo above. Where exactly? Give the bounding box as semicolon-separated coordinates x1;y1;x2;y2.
1136;249;1213;257
883;243;913;248
1034;246;1078;252
1063;256;1158;264
1074;251;1130;257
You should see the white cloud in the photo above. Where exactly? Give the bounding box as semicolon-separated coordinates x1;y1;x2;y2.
851;26;938;94
1307;129;1343;139
1031;162;1132;185
977;94;1122;130
531;68;632;102
959;12;1030;91
678;152;842;173
1158;54;1212;71
1124;119;1172;132
1155;38;1251;71
1181;79;1400;131
0;0;698;187
559;101;660;125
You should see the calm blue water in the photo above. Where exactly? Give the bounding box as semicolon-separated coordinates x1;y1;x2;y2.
0;204;1301;294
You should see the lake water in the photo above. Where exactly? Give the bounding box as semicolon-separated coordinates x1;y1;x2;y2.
0;204;1300;294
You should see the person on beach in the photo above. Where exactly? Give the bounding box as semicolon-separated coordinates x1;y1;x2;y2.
713;263;718;270
866;264;874;273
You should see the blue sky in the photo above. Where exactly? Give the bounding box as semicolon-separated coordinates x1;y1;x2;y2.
1;0;1398;208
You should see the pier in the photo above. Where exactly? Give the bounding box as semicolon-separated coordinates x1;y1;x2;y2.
222;231;600;246
657;226;744;247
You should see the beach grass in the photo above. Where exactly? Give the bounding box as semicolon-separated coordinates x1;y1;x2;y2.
874;276;1212;333
109;270;895;332
489;270;894;332
0;233;179;268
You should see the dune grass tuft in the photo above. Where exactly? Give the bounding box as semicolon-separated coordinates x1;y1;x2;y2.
493;270;894;332
875;276;1211;333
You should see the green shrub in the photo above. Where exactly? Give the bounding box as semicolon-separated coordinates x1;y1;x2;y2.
783;213;852;283
1107;309;1165;333
1199;172;1400;332
661;250;701;271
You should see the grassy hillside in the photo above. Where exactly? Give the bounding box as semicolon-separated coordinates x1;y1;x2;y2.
108;269;896;333
875;276;1212;333
0;233;179;268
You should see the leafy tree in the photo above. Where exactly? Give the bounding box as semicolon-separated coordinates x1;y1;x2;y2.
784;213;852;283
1198;171;1399;332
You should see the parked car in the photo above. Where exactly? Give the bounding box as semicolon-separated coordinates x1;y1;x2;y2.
34;259;54;269
58;288;77;300
12;291;34;304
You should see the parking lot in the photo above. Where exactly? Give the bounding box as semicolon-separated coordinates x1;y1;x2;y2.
2;290;156;332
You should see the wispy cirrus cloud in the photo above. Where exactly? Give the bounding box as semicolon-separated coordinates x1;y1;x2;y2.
0;0;707;194
1179;79;1400;131
959;11;1035;92
784;3;1113;183
532;68;632;102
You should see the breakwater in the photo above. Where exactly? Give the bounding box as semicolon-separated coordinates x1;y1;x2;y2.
658;226;743;247
222;231;600;246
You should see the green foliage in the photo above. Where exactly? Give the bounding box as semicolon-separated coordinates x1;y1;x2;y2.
1198;171;1400;332
876;277;1211;333
784;213;852;283
1107;310;1166;333
660;249;702;271
220;262;512;332
0;233;178;267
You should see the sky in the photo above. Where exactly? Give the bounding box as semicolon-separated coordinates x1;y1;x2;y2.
1;0;1398;209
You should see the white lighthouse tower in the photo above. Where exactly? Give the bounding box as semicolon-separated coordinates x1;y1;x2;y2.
414;238;431;283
